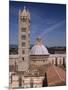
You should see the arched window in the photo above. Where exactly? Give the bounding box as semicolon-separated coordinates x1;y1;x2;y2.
21;35;26;40
22;57;24;61
63;57;65;67
21;27;26;32
55;57;57;66
22;42;26;47
20;16;27;22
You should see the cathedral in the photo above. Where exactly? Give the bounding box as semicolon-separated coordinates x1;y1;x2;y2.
9;7;66;89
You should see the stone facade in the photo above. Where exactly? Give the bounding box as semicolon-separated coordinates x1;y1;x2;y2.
9;54;66;67
9;74;44;88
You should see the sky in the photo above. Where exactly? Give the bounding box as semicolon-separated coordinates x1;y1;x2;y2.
9;1;66;47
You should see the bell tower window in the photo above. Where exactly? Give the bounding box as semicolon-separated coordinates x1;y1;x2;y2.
22;42;25;47
20;16;27;22
21;35;26;40
21;27;26;32
22;57;24;61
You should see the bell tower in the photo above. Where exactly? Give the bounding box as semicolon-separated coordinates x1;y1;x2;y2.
18;6;30;71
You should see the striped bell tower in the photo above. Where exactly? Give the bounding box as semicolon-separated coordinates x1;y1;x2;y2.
18;6;30;72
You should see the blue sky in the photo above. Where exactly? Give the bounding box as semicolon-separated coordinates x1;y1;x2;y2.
9;1;66;47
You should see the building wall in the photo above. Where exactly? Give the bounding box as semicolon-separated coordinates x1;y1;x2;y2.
9;55;19;66
49;54;66;66
30;56;49;66
9;54;66;70
30;54;66;66
9;54;66;88
9;74;44;88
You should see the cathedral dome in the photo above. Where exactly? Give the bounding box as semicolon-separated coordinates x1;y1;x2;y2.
30;37;49;55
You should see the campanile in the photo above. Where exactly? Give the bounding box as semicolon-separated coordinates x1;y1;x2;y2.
18;6;30;71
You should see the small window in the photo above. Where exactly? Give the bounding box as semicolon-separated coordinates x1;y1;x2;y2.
20;16;27;22
21;35;26;40
21;28;26;32
43;60;45;62
22;57;24;61
22;42;25;47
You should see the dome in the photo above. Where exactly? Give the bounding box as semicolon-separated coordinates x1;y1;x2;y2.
30;44;49;55
30;37;49;55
